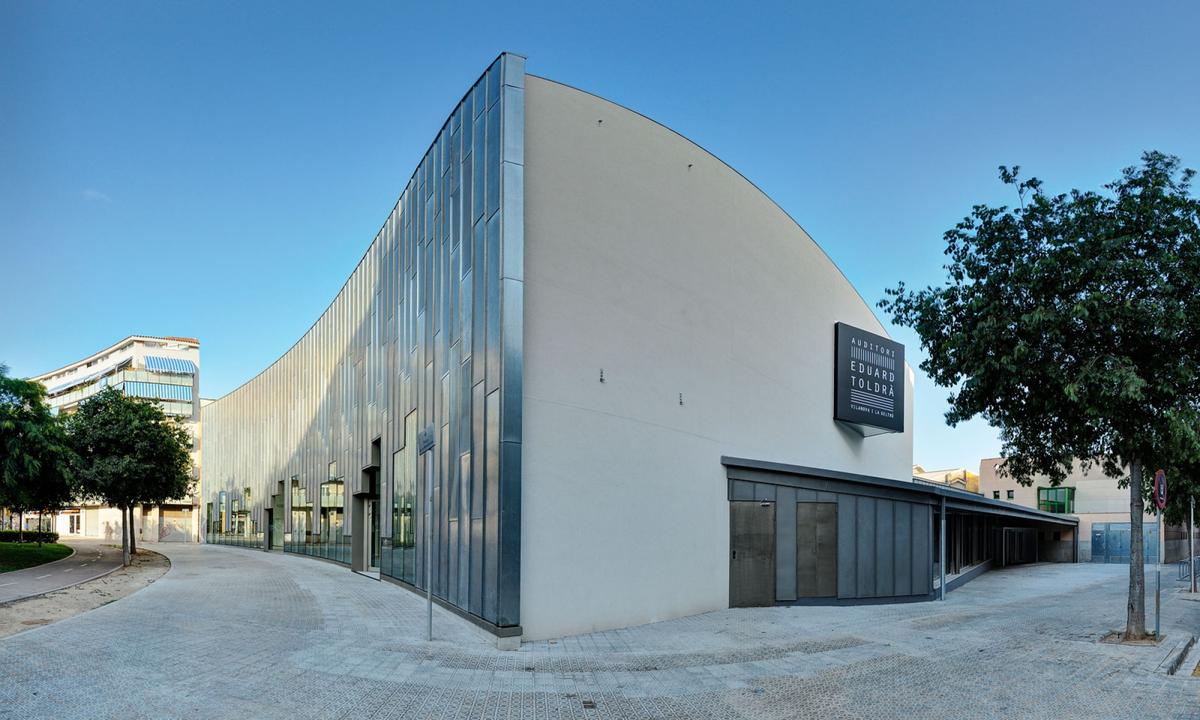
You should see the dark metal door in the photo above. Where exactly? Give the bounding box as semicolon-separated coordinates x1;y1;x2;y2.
1092;522;1158;563
796;502;838;598
1090;526;1107;563
730;502;776;607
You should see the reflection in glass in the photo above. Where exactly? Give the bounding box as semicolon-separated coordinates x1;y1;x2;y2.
387;412;417;584
288;476;312;553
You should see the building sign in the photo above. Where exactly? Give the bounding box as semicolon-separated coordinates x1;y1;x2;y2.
834;322;904;436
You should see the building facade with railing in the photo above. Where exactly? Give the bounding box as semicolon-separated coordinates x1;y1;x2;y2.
30;335;201;542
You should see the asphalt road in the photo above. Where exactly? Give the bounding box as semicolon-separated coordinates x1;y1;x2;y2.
0;539;124;604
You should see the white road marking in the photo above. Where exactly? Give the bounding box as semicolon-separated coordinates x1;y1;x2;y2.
36;574;52;579
0;582;15;587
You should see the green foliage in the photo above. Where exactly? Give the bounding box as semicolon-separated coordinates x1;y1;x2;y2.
0;541;72;573
882;151;1200;639
67;387;193;511
0;364;76;518
880;152;1200;486
0;529;59;544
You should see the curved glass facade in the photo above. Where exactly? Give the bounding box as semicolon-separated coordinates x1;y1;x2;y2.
203;54;525;630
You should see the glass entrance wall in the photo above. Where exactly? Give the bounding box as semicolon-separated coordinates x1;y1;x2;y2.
209;488;263;548
286;476;313;553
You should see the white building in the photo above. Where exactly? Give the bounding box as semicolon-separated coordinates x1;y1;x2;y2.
31;335;201;543
202;54;1074;644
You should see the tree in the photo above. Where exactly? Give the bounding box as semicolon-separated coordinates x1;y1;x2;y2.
67;388;193;565
0;364;75;543
881;152;1200;641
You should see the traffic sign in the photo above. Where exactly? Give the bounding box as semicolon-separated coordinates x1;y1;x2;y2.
1154;469;1167;511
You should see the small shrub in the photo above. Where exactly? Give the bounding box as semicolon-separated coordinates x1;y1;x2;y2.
0;529;60;544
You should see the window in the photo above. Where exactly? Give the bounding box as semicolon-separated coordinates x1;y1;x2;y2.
993;491;1000;500
1037;487;1075;513
290;476;311;551
1006;490;1014;500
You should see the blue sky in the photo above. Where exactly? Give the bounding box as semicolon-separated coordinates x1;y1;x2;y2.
2;1;1198;471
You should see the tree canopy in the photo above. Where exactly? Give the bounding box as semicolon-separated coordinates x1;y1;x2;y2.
0;364;75;538
68;387;193;562
881;151;1200;640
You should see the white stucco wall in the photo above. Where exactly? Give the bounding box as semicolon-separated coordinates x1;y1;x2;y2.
519;77;914;640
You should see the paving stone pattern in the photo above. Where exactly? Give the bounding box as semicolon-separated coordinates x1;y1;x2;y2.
2;544;1198;719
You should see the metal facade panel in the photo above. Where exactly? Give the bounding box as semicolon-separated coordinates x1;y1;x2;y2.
731;480;754;501
201;54;525;630
753;483;777;502
912;504;931;594
894;502;912;596
497;440;521;625
855;497;876;597
874;499;894;597
837;497;857;598
775;488;797;602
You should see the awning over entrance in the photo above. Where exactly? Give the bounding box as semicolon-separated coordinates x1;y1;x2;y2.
722;456;1078;529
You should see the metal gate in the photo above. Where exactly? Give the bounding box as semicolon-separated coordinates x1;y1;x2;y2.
730;502;776;607
160;509;191;542
796;502;837;597
1091;522;1158;563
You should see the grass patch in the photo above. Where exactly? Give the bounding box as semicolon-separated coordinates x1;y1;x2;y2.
0;542;72;573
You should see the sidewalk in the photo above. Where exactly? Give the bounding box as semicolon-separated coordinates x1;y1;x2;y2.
0;539;124;604
3;545;1197;719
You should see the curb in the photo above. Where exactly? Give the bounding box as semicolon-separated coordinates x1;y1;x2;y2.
0;543;125;606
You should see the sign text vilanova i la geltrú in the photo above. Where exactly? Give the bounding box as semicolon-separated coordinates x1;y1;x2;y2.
834;322;904;435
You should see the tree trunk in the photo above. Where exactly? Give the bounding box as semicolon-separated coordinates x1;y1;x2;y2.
37;511;43;546
17;512;23;543
120;504;130;567
1125;460;1148;639
128;505;137;557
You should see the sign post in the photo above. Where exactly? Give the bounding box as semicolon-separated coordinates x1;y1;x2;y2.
1154;469;1167;639
1191;495;1196;594
418;425;436;641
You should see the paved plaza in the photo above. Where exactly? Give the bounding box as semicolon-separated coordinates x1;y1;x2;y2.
1;544;1197;719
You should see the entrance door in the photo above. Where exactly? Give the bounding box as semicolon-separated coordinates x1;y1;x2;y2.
367;499;380;572
730;502;776;607
796;502;838;598
271;494;284;550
